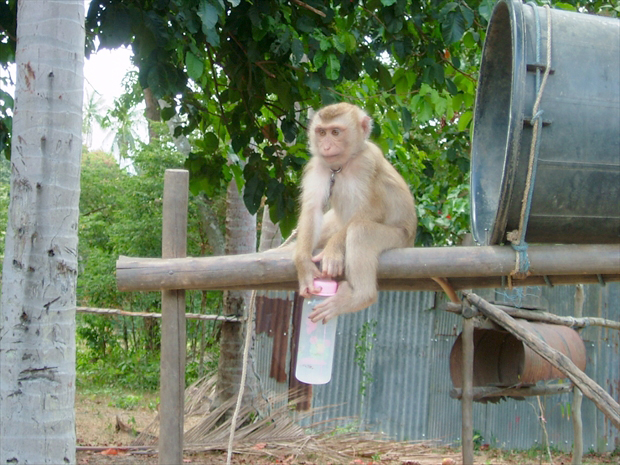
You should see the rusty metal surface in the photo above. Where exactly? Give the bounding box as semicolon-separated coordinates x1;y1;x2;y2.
449;321;587;387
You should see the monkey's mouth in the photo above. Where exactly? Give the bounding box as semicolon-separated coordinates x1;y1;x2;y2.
322;153;341;161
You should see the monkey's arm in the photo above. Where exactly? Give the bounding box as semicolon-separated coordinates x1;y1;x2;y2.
293;203;323;296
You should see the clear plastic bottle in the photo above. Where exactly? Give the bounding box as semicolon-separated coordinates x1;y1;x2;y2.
295;279;339;385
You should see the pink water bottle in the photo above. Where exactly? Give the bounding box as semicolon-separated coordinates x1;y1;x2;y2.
295;279;339;384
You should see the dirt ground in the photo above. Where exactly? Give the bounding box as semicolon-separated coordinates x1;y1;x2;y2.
75;390;617;465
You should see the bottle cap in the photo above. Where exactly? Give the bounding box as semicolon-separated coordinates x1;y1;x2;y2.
313;279;338;296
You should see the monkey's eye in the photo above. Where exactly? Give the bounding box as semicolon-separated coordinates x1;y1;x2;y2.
318;129;326;137
331;129;341;136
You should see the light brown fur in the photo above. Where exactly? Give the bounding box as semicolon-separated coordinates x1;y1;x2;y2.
293;103;417;323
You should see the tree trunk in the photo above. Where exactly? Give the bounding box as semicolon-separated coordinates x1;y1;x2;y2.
216;179;257;404
259;205;282;252
0;1;85;463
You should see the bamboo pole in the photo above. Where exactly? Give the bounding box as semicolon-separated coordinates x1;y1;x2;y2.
463;292;620;430
76;306;241;322
116;244;620;292
159;170;189;465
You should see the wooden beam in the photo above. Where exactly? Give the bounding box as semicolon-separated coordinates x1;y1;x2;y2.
116;244;620;292
443;302;620;330
463;292;620;430
450;383;572;401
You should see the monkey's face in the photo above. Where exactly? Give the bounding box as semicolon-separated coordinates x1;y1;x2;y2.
314;123;349;161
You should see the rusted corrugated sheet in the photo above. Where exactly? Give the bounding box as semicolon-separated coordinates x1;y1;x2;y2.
253;290;295;403
253;283;619;452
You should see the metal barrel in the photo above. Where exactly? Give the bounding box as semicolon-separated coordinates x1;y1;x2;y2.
470;0;620;245
450;320;586;388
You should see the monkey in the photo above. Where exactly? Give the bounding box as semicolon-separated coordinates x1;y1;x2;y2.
293;102;418;323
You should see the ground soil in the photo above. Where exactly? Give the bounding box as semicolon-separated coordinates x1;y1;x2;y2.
76;389;616;465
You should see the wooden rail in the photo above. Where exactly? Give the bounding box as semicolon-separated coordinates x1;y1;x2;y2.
117;244;620;292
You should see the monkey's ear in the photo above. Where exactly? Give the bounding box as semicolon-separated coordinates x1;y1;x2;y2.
360;115;373;139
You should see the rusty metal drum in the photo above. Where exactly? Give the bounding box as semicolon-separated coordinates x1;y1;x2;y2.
450;320;586;388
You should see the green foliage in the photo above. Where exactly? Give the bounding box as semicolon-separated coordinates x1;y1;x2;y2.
76;138;225;390
77;344;161;390
80;0;492;242
0;0;15;160
354;319;378;400
0;156;10;258
1;1;614;241
109;393;143;410
473;429;485;450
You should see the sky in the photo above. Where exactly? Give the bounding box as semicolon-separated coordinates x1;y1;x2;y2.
0;1;144;155
80;0;144;153
83;46;144;153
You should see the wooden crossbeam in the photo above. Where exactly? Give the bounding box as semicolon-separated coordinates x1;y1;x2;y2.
116;244;620;292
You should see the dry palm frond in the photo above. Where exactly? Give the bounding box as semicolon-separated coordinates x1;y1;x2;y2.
132;375;455;464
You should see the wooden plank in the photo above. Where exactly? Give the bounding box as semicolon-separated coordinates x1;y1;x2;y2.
159;170;189;465
116;244;620;292
464;292;620;430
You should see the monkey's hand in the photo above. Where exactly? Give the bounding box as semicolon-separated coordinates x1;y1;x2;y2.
312;241;345;278
294;258;322;297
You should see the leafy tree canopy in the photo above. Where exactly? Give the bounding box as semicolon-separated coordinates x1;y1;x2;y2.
1;0;617;244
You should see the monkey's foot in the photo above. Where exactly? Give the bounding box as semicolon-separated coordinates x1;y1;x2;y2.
308;282;375;324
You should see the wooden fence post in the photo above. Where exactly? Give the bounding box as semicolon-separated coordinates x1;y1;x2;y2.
159;169;189;465
461;312;475;465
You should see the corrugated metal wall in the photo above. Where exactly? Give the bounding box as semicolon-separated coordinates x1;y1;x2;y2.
253;282;620;452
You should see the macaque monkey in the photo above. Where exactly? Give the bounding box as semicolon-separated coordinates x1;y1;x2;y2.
293;102;418;323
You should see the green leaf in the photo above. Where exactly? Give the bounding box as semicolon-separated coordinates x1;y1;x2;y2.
313;50;326;69
459;4;474;29
342;33;357;53
197;0;219;32
185;51;204;81
243;175;265;214
324;54;341;81
401;107;412;132
441;11;467;44
203;131;219;152
457;110;473;132
319;37;331;52
395;74;410;96
304;73;321;92
281;119;298;144
478;0;495;22
462;30;477;49
160;106;176;121
291;39;304;65
555;2;577;11
393;69;415;96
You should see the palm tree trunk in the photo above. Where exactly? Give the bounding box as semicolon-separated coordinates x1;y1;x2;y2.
0;1;85;463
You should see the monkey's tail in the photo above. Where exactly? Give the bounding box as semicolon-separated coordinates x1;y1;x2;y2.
432;277;460;304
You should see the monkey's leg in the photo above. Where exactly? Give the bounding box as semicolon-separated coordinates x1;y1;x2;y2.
314;209;343;249
309;221;407;323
